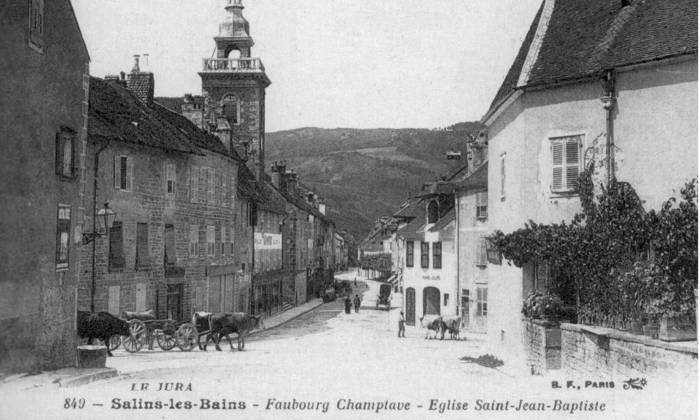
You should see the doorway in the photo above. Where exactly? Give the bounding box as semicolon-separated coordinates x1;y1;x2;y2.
423;286;440;316
405;287;416;326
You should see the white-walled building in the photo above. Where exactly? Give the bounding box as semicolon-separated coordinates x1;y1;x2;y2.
483;0;697;359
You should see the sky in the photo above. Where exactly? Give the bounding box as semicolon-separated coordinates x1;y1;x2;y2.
71;0;542;132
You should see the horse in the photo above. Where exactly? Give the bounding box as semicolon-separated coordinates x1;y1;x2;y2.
419;315;446;340
202;312;265;351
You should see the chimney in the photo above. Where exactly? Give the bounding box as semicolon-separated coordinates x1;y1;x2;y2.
468;130;488;172
126;55;155;104
287;171;298;194
271;161;287;191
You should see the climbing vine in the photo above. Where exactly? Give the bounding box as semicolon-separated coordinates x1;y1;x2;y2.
489;169;697;327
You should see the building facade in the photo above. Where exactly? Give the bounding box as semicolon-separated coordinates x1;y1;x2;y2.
0;0;90;373
483;0;697;358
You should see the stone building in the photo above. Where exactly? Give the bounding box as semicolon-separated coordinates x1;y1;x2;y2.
80;65;253;320
0;0;90;373
482;0;697;365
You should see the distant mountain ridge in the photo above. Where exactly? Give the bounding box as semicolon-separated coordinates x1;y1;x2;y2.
266;122;484;242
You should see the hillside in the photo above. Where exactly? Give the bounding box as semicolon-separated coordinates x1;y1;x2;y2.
266;123;484;242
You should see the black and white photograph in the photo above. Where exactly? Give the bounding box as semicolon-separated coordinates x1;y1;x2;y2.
0;0;697;419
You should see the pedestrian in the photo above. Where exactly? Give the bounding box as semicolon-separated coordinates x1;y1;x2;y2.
398;311;406;338
344;296;352;314
353;294;361;313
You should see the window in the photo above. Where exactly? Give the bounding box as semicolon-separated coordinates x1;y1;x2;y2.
443;293;449;307
164;224;176;266
500;154;506;200
114;155;133;191
420;242;429;268
534;260;550;291
189;167;199;203
207;225;216;257
136;223;150;270
405;241;414;267
476;192;488;220
222;95;240;124
476;236;488;267
165;163;176;195
432;242;442;269
207;168;215;204
220;225;226;255
427;200;439;224
189;224;199;257
28;0;44;52
476;287;488;317
198;167;207;203
551;135;582;192
109;221;125;270
55;205;71;270
55;128;76;178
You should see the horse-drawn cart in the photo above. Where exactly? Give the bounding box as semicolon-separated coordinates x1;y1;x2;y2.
115;310;198;353
376;283;392;310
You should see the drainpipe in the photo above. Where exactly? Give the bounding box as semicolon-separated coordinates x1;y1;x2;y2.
455;193;460;317
90;141;110;312
602;70;617;187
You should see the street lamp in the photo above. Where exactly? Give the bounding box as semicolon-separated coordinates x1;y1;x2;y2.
82;203;117;244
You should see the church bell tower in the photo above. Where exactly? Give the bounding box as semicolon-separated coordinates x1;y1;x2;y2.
200;0;270;180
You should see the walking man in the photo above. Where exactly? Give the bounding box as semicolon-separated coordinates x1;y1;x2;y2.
353;294;361;313
398;311;406;338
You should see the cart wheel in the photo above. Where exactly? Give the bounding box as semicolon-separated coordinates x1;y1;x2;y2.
123;319;146;353
108;334;122;351
156;321;178;351
176;323;197;352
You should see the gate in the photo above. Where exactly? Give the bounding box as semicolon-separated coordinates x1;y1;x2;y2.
405;287;416;326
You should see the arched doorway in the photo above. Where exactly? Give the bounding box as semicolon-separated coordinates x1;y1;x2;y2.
405;287;416;326
423;286;440;316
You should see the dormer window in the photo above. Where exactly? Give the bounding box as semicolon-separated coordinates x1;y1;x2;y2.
427;200;439;224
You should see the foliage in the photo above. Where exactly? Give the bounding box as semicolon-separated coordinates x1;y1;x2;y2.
490;170;697;328
522;291;565;320
359;253;393;273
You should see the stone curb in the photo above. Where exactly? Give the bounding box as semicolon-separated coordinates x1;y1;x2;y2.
58;368;119;388
249;299;325;337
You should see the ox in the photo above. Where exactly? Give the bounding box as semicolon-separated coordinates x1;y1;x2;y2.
77;311;130;356
419;315;446;340
442;316;461;340
191;312;212;350
202;313;265;351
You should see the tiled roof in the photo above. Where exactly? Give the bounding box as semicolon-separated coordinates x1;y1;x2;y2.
89;77;199;154
393;198;422;219
397;205;426;240
428;208;455;232
488;0;698;118
453;161;488;190
154;97;185;113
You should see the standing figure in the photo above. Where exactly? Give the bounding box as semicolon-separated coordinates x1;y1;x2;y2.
353;294;361;313
398;311;406;338
344;296;352;314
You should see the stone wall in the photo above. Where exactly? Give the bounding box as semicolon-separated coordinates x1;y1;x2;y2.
523;318;562;375
560;323;698;378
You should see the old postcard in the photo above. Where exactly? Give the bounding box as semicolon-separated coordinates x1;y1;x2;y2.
0;0;697;419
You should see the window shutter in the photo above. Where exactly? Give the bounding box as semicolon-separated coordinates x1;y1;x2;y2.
127;157;134;191
222;175;228;208
565;139;580;189
165;224;176;265
208;168;215;204
552;141;563;191
136;223;149;269
114;155;121;189
198;167;206;203
190;167;198;203
500;156;506;198
109;221;125;269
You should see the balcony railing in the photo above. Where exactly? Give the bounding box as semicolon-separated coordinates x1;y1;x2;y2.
202;58;265;73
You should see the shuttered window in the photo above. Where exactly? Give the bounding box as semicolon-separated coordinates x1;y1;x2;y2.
551;135;582;192
189;167;198;203
164;224;176;266
476;236;487;267
432;242;442;269
136;223;150;270
420;242;429;268
476;192;488;220
406;241;414;268
56;205;71;270
166;163;176;195
109;221;125;270
476;287;488;317
207;225;216;257
189;224;199;257
500;154;506;200
114;155;133;191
